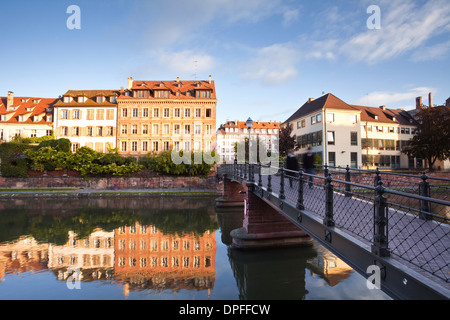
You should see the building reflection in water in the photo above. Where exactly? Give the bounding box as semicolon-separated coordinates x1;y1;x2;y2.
0;198;355;300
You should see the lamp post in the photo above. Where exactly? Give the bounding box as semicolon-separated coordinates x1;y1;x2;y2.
246;117;254;164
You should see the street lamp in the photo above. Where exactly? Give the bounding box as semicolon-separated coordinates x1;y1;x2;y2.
246;117;254;163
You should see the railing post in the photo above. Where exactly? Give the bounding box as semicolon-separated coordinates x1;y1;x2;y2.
267;161;272;193
244;161;248;180
234;158;237;179
258;163;262;187
372;180;390;257
279;164;286;200
419;172;432;221
345;165;352;197
374;168;381;187
323;174;335;227
249;163;255;183
297;169;305;210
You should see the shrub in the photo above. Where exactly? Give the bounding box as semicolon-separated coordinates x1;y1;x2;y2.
0;157;29;178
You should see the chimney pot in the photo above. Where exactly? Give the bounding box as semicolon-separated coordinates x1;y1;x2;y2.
209;75;212;84
416;97;422;109
7;91;14;108
127;77;133;90
429;92;433;108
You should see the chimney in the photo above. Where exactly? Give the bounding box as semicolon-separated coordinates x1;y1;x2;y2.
416;97;422;109
209;75;212;84
308;98;314;103
127;77;133;90
176;77;180;82
379;105;386;110
428;92;433;108
7;91;14;108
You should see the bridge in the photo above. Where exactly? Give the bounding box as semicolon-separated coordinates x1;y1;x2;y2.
217;162;450;300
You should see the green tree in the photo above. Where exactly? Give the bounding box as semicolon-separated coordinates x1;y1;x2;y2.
403;106;450;170
279;123;298;157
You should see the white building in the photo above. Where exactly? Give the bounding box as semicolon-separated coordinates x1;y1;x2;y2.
216;120;281;163
0;92;56;142
53;90;119;153
285;93;428;170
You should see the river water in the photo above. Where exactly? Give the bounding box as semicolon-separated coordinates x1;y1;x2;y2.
0;196;391;300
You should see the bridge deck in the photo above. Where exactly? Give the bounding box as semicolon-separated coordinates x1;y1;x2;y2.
221;165;450;299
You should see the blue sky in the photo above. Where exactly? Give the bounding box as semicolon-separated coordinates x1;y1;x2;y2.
1;0;449;126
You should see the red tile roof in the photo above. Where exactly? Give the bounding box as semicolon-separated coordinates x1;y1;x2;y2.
120;79;217;100
0;96;57;124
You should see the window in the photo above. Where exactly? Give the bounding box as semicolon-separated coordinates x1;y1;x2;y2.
110;96;117;103
122;108;128;117
132;124;138;134
96;109;104;120
87;127;93;136
61;110;68;119
184;125;190;135
121;141;127;152
327;131;335;145
206;109;212;118
163;124;170;135
131;141;138;152
174;124;180;135
142;141;148;152
163;141;170;151
155;90;169;98
78;96;87;103
301;119;306;128
152;124;159;135
184;108;190;118
71;143;80;153
97;127;103;136
316;114;322;123
195;109;201;118
195;125;201;135
135;90;149;98
351;152;358;168
63;96;71;103
87;109;95;120
61;127;68;136
143;108;149;117
163;108;170;118
311;116;316;125
184;141;191;151
142;124;148;135
73;127;80;136
328;152;336;167
205;125;212;135
153;108;159;118
174;108;180;117
121;125;127;135
351;132;358;146
153;141;159;152
174;141;180;151
31;130;37;138
106;109;115;120
132;108;139;117
107;127;114;136
73;110;80;119
96;96;104;103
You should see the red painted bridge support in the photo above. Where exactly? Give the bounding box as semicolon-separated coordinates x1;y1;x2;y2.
215;174;246;208
230;183;313;249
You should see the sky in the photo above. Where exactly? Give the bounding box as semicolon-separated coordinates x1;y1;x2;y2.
1;0;450;126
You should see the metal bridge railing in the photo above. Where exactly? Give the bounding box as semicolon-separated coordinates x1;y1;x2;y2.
218;162;450;285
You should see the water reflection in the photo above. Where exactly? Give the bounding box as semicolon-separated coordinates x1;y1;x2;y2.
0;196;384;300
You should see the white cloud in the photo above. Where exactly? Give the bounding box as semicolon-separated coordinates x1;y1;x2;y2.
241;43;300;85
410;40;450;62
282;9;300;27
148;49;216;77
340;0;450;64
354;87;437;107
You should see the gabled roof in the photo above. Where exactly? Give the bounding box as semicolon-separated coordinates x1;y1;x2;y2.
284;93;357;123
219;120;281;131
0;96;56;124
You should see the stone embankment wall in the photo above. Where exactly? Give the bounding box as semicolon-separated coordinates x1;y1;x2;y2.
0;170;221;191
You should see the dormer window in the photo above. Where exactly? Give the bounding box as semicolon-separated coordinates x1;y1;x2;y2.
154;90;170;98
110;96;117;103
97;96;105;103
196;90;211;98
78;96;87;103
134;90;149;98
21;99;28;103
33;116;39;122
63;96;71;103
33;99;40;104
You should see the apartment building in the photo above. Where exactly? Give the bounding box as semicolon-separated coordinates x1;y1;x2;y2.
116;77;217;156
285;93;424;170
53;90;119;153
0;92;56;142
216;120;281;163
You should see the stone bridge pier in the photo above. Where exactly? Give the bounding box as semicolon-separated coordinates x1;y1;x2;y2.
217;176;313;249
